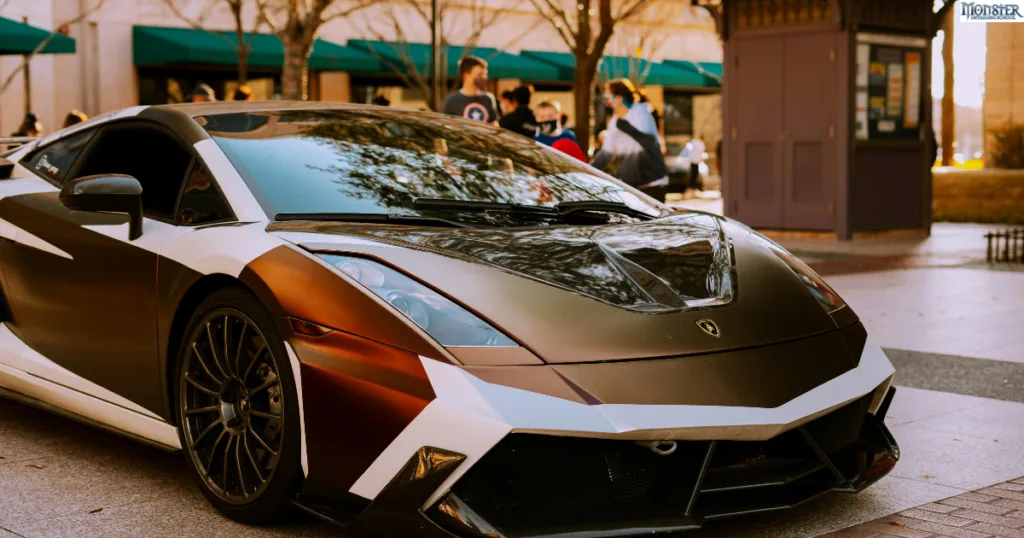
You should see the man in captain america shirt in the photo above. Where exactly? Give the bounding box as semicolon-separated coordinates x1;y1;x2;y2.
442;56;499;124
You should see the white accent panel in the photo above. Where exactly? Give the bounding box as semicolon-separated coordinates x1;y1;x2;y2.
0;177;58;202
349;339;895;505
193;139;267;223
0;325;179;449
0;178;66;257
81;218;190;249
82;220;283;278
0;218;72;259
283;342;309;478
0;322;26;371
159;223;285;278
348;401;512;502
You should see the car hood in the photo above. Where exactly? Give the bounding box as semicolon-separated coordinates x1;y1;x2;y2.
269;213;841;364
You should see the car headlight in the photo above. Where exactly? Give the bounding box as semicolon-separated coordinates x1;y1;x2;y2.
750;233;846;314
318;254;518;347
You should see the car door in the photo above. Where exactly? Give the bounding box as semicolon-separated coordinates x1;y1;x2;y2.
0;120;196;416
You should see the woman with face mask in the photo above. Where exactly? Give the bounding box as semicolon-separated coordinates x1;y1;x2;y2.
589;78;669;193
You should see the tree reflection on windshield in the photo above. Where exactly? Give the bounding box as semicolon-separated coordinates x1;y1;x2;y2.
202;108;662;223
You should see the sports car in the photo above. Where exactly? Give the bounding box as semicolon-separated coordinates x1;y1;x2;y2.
0;102;898;537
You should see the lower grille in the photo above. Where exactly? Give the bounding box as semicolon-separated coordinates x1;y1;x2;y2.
431;394;895;538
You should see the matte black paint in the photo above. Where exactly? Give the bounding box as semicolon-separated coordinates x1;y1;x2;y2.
467;325;863;408
60;174;144;240
275;219;839;364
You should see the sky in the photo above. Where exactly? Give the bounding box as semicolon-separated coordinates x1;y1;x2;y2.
931;9;987;108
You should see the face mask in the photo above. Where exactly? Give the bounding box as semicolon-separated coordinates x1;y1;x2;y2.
538;120;559;135
473;77;488;91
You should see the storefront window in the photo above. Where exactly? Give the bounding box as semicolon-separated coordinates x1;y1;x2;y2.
137;68;281;104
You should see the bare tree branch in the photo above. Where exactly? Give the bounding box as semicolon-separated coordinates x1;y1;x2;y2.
0;0;107;96
253;0;280;33
161;0;244;52
527;0;577;51
320;0;377;22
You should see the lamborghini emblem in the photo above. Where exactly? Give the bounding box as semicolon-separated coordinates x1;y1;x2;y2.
696;319;720;338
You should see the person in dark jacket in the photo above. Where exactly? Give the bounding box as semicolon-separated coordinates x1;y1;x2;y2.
498;84;537;138
589;79;668;191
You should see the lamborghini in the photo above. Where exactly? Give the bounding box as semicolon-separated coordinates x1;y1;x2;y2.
0;102;897;537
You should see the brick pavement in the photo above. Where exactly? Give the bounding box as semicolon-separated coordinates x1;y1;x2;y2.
822;478;1024;538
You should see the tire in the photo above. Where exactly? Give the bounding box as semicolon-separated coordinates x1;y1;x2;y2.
174;286;303;524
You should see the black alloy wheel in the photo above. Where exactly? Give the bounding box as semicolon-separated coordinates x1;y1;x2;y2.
177;288;302;523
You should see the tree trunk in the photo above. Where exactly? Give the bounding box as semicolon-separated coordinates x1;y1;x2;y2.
941;13;955;166
282;36;312;100
238;47;249;86
574;57;598;156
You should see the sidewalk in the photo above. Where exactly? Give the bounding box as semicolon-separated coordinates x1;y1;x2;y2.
824;479;1024;538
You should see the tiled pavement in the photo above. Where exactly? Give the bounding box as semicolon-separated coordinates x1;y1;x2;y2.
823;479;1024;538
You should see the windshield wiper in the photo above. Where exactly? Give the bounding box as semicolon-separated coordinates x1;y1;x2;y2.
413;198;558;215
554;200;658;220
273;212;470;228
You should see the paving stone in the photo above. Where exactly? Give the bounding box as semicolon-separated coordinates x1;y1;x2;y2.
941;497;1016;516
905;520;994;538
997;484;1024;493
950;509;1024;529
995;499;1024;511
961;493;1003;503
858;520;937;537
984;488;1024;503
1008;512;1024;521
967;523;1024;538
819;527;886;538
922;503;965;514
901;509;976;527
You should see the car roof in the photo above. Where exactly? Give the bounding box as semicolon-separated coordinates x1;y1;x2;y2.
154;100;376;118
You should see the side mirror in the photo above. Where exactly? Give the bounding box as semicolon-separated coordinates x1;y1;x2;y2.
60;174;143;240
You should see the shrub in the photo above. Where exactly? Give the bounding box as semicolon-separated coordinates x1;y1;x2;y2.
989;122;1024;169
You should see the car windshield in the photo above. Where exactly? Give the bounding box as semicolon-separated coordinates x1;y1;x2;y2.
199;108;665;226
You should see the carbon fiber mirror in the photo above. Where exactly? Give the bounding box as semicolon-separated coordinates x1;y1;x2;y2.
59;174;143;240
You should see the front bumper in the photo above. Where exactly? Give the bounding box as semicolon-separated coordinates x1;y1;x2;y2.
287;329;897;537
348;388;898;538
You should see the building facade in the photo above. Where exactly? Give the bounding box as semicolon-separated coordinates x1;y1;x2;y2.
0;0;723;151
983;22;1024;165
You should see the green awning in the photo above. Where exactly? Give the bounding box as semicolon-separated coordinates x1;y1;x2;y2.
0;17;75;55
598;56;710;87
662;60;723;88
521;50;722;88
347;40;563;81
132;25;383;72
519;50;575;81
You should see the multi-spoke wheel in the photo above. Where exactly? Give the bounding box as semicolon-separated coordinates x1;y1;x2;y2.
176;288;302;524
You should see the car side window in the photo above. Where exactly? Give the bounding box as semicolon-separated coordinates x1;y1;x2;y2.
23;130;96;184
68;122;192;220
175;163;233;225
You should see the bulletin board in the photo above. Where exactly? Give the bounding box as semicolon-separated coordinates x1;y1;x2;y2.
854;33;928;141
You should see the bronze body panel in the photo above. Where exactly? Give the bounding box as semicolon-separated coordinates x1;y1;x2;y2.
239;245;449;363
293;333;434;495
0;192;164;413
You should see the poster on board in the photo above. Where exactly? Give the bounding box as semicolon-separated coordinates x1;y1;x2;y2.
904;52;921;128
855;32;927;141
